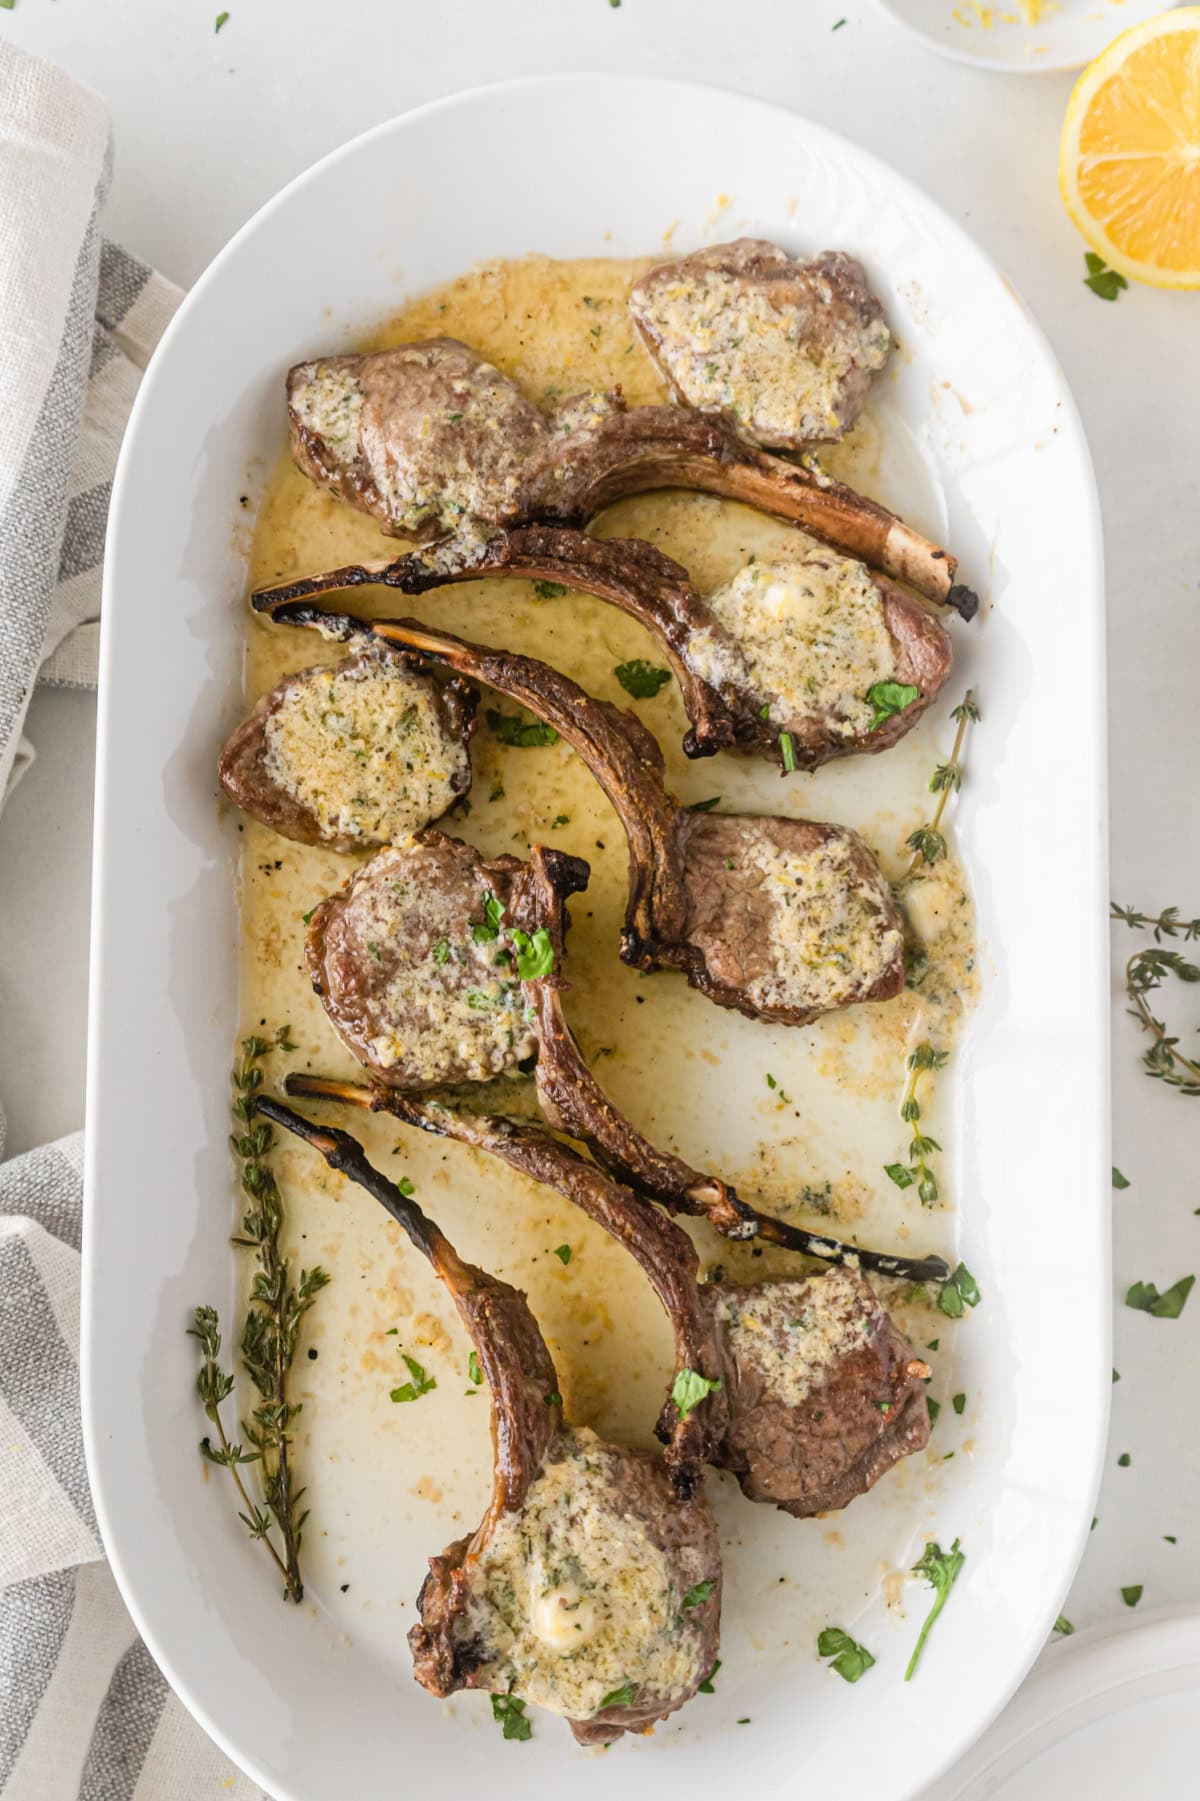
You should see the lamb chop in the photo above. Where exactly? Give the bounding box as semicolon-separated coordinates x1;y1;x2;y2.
255;1097;721;1744
628;239;891;450
285;335;977;617
252;523;952;771
264;602;907;1028
299;831;948;1286
277;1077;932;1518
218;640;476;851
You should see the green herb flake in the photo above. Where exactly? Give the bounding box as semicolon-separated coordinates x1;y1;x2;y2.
301;907;316;925
937;1262;982;1319
432;937;450;965
509;925;555;981
817;1626;875;1683
1118;1452;1131;1467
533;580;568;599
1112;1166;1131;1190
905;1538;966;1680
390;1352;436;1404
865;680;920;733
1083;251;1128;302
832;14;847;25
1126;1274;1195;1319
471;890;506;944
952;1392;966;1415
1121;1584;1143;1608
486;708;559;748
1165;1535;1178;1544
687;796;722;813
490;1693;533;1740
551;814;570;829
927;1397;941;1427
672;1367;724;1419
698;1659;721;1694
553;1243;572;1266
215;9;230;29
615;659;671;699
683;1579;716;1609
598;1682;636;1711
779;731;797;773
1054;1616;1075;1636
885;1162;915;1190
468;1350;482;1386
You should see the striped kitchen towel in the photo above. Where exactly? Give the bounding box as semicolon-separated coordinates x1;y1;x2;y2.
0;41;258;1801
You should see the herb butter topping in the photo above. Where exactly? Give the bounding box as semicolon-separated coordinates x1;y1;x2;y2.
748;836;902;1014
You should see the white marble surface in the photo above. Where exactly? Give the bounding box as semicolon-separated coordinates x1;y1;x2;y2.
1;0;1198;1781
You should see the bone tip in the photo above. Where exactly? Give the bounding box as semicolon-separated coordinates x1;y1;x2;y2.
947;582;980;623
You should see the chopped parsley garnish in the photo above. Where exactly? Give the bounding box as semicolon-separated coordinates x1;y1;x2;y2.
472;890;505;943
1054;1615;1075;1636
551;814;570;829
865;680;919;732
447;412;463;423
390;1353;436;1404
1121;1584;1143;1608
468;1351;482;1386
817;1627;875;1683
490;1693;532;1740
671;1367;723;1419
683;1579;715;1609
952;1392;966;1415
509;926;555;981
396;1176;415;1199
686;796;722;813
885;1162;915;1190
926;1397;941;1426
1126;1274;1195;1318
486;708;559;748
533;580;567;599
553;1243;572;1266
615;659;671;699
698;1659;721;1694
432;937;450;965
215;9;230;29
598;1682;636;1711
937;1262;982;1318
301;907;316;925
779;731;797;773
1118;1452;1131;1466
544;1390;562;1407
365;941;383;961
466;992;492;1010
905;1538;965;1680
1112;1166;1131;1189
1083;252;1128;302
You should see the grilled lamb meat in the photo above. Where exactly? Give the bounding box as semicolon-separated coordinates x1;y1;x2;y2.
629;240;890;449
255;1099;721;1745
285;337;976;616
253;525;951;771
305;834;536;1089
267;605;906;1029
295;835;947;1287
278;1080;931;1517
217;642;475;851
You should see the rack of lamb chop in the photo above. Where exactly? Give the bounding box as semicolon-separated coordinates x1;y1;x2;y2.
284;278;977;618
280;1075;933;1518
255;1097;721;1744
252;523;953;772
260;601;907;1027
294;828;946;1284
218;638;477;850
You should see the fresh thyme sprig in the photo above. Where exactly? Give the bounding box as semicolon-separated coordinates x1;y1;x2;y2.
190;1025;330;1601
884;1043;949;1206
903;693;979;878
1112;904;1200;1096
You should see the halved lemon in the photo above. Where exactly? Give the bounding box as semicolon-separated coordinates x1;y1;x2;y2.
1059;7;1200;289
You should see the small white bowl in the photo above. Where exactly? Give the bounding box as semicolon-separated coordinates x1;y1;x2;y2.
875;0;1182;73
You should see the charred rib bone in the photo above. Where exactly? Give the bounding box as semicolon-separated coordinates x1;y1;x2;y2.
255;1097;722;1744
296;834;947;1286
286;337;976;616
276;1081;932;1518
253;525;952;771
268;604;907;1029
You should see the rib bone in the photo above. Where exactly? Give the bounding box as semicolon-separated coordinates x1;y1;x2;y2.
286;338;977;615
253;524;953;770
264;602;907;1030
255;1097;722;1745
